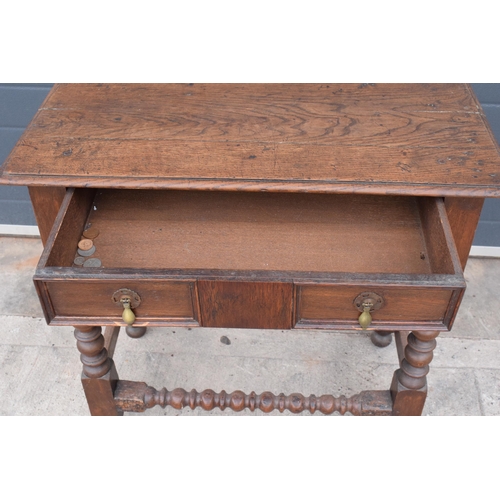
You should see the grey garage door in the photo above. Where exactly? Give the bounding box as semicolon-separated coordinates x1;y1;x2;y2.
1;83;499;247
0;84;53;225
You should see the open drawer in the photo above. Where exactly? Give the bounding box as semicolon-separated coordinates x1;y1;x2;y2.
34;188;465;330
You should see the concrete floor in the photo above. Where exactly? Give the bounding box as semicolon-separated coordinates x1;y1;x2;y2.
1;236;499;416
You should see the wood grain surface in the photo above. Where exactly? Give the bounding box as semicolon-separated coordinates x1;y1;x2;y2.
73;189;434;274
43;280;198;324
198;280;292;329
417;197;462;275
2;84;500;197
114;380;393;415
34;186;465;330
43;188;95;267
28;186;66;245
296;285;454;324
445;197;485;269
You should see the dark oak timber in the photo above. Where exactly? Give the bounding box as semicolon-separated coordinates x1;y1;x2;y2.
33;188;465;331
2;84;500;197
371;331;393;348
74;325;121;416
28;186;66;245
103;326;120;357
198;281;293;329
114;381;393;416
82;190;434;274
445;197;485;269
1;84;499;416
125;326;147;339
395;331;410;364
391;330;439;416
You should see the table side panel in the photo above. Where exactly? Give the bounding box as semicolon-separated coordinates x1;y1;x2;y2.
28;186;67;246
445;197;485;269
44;188;96;267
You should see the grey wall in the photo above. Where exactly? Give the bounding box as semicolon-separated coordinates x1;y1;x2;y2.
0;83;499;246
0;84;53;225
470;84;500;247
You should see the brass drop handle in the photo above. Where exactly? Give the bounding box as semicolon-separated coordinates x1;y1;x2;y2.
121;298;136;325
353;292;384;330
112;288;141;326
358;302;373;330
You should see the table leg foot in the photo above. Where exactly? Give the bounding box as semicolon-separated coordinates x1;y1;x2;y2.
125;326;147;339
74;325;122;416
391;330;439;416
370;330;393;347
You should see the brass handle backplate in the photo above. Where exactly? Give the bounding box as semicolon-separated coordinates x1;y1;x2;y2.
353;292;384;330
112;288;141;325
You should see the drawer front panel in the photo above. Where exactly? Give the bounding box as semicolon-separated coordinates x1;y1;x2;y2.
295;285;459;330
198;280;293;329
42;280;198;324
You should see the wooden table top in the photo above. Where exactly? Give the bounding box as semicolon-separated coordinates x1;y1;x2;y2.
1;83;500;197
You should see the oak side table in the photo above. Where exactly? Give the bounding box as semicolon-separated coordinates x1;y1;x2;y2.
2;84;500;416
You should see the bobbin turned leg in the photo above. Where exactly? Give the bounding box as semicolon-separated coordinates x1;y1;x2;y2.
371;330;393;347
74;325;122;416
391;330;439;416
125;326;147;338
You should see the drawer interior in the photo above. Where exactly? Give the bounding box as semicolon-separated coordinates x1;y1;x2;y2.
42;188;459;276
